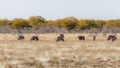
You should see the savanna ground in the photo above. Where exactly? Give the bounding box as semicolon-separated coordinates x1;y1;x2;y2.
0;40;120;68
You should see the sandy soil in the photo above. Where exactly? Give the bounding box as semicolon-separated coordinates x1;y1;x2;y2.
0;40;120;68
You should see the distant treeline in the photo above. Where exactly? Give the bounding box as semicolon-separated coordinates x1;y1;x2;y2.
0;16;120;33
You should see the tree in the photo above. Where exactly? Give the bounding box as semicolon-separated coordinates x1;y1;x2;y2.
58;17;79;32
77;19;97;30
95;20;106;28
94;20;106;31
104;20;120;28
11;18;30;32
0;19;9;26
0;19;10;33
28;16;46;29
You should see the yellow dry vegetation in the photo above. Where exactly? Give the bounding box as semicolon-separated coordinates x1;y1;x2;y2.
0;39;119;68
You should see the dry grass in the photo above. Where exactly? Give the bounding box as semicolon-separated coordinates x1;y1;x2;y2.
0;40;120;68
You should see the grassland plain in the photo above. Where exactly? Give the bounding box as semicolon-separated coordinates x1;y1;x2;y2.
0;33;120;68
0;33;120;41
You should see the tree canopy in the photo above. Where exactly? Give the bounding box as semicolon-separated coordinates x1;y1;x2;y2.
28;16;45;29
0;16;120;33
11;18;30;29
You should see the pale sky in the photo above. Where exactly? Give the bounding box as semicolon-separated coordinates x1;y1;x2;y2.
0;0;120;20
